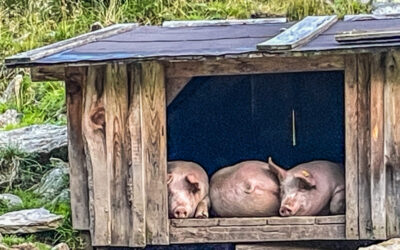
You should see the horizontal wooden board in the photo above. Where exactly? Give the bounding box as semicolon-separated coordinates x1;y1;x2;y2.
165;56;345;78
31;66;65;81
170;224;346;243
170;215;345;228
257;15;337;51
336;29;400;43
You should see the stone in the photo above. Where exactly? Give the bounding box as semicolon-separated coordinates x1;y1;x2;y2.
10;243;37;250
0;208;62;234
51;189;70;205
34;158;69;201
359;238;400;250
51;243;69;250
373;4;400;14
0;125;67;159
0;243;7;250
0;194;22;207
0;74;23;104
0;109;20;128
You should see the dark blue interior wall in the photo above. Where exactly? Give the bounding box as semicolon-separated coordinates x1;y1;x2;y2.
167;71;344;176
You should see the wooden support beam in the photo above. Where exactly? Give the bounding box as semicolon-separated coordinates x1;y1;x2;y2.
5;24;138;65
384;50;400;238
140;61;169;245
357;54;372;240
162;18;287;27
257;15;337;51
166;56;344;78
31;66;65;81
370;53;386;240
65;66;90;230
344;55;359;239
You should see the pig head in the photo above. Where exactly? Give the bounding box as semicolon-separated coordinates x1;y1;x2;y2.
167;161;210;218
268;157;345;216
210;161;280;217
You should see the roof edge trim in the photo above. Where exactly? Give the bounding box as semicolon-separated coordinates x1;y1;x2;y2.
162;18;287;27
5;23;139;66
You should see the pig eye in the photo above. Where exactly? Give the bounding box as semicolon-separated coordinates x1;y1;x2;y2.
298;180;313;190
189;184;200;194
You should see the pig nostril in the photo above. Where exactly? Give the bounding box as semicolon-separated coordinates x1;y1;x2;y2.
174;208;188;218
280;207;292;216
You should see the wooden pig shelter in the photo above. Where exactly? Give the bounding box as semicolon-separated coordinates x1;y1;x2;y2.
5;14;400;248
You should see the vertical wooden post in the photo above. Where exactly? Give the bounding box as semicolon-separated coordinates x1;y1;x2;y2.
82;65;110;246
344;55;359;239
65;66;90;230
370;53;386;239
384;50;400;238
140;61;169;245
127;63;146;247
357;54;372;240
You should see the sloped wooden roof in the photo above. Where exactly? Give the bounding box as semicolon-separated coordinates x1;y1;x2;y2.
6;15;400;67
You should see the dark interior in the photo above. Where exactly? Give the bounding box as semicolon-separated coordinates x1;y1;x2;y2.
167;71;344;176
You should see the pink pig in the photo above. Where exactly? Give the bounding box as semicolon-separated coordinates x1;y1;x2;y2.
268;157;345;216
210;161;280;217
167;161;210;219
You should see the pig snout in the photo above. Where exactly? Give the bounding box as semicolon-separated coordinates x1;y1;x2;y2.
279;205;299;216
173;206;189;218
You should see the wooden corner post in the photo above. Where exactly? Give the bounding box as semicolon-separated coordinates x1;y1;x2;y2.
140;61;169;245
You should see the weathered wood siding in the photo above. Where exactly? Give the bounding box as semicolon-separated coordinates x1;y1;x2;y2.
67;61;168;247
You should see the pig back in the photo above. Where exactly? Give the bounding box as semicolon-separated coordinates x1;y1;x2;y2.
210;161;280;217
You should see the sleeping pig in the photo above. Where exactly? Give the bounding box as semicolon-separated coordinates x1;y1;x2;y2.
167;161;210;218
268;157;345;216
210;161;280;217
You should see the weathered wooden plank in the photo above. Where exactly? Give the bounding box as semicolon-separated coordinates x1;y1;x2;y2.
219;218;267;226
5;24;138;65
384;50;400;238
235;240;367;250
103;63;132;245
82;65;110;246
170;219;219;228
166;56;345;78
31;66;65;81
127;63;146;247
170;224;346;243
140;61;169;245
336;29;400;43
370;52;386;240
65;66;90;230
344;55;359;239
257;15;338;51
344;14;400;22
357;53;372;240
267;216;315;225
162;18;287;27
315;215;346;225
166;77;192;106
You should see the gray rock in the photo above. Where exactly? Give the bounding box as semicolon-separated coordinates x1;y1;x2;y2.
0;110;20;128
359;238;400;250
51;243;69;250
0;124;67;157
34;159;69;201
0;208;62;234
51;189;70;205
0;194;22;207
0;74;23;104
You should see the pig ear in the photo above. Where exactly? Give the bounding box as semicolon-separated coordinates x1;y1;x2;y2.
267;157;287;182
294;171;316;189
167;174;173;185
186;174;200;192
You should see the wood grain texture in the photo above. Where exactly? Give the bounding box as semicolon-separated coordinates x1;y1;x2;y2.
65;66;90;230
31;66;65;81
344;55;359;239
357;54;372;240
370;53;386;240
384;50;400;238
165;56;344;78
127;63;146;247
162;18;287;27
104;63;132;245
140;61;169;245
82;65;110;245
170;224;346;243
